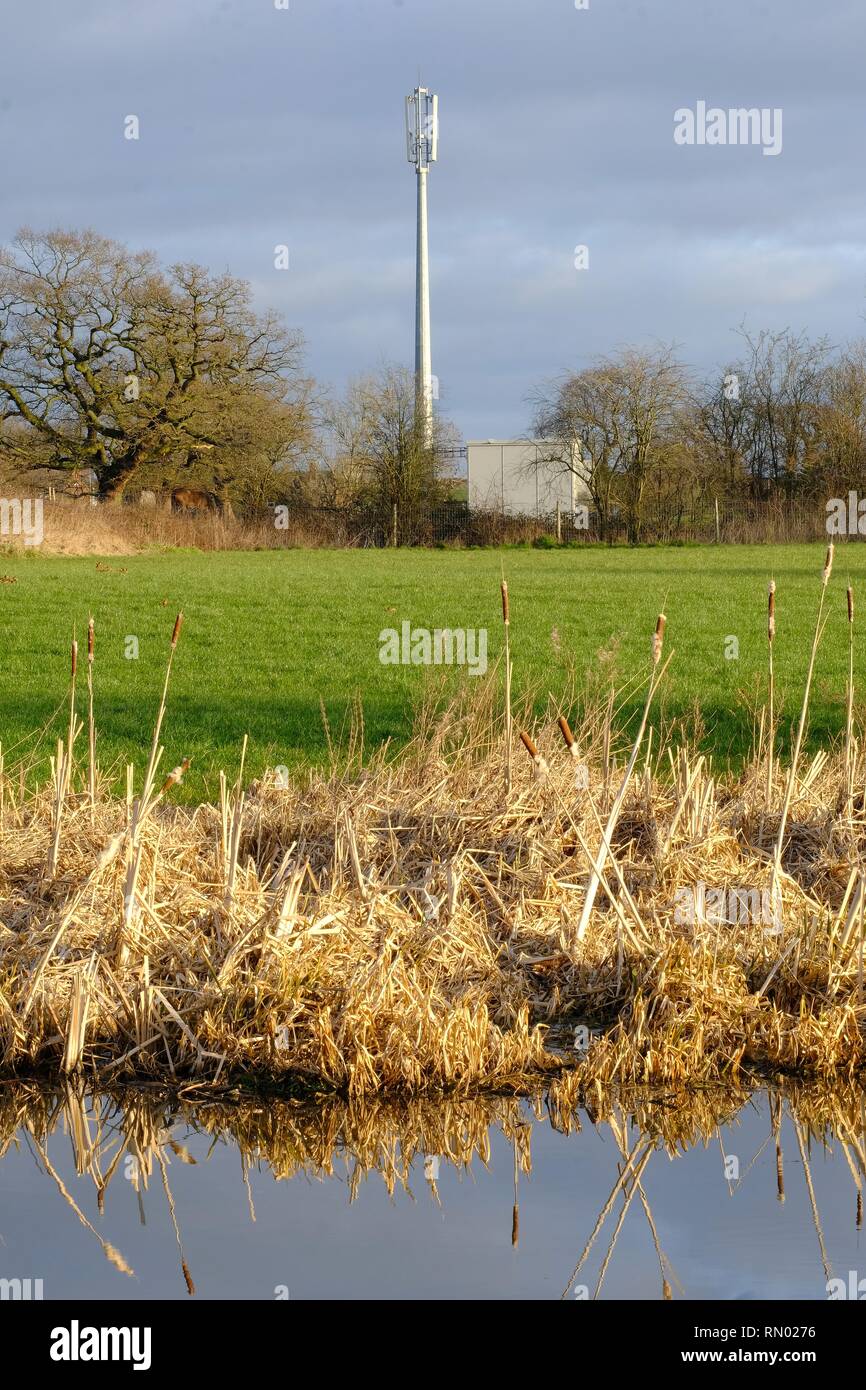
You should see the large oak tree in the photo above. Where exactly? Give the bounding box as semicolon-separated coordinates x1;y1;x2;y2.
0;227;308;500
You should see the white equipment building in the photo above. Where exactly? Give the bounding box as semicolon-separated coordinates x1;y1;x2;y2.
466;439;589;517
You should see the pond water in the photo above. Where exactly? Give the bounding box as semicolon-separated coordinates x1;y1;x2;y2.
0;1082;863;1301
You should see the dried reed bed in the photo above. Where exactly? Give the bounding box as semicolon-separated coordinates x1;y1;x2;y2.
2;552;866;1093
0;683;864;1093
3;500;328;556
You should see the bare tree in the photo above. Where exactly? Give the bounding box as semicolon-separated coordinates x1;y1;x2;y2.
813;344;866;493
691;328;832;499
319;366;456;513
692;358;763;497
533;345;688;541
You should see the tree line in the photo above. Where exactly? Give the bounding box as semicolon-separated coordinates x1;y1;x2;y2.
532;331;866;542
0;228;457;516
2;229;864;531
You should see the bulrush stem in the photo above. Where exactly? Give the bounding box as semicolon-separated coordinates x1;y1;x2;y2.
140;612;184;821
771;1094;785;1203
575;614;667;943
501;578;512;796
766;580;776;808
46;635;79;878
66;636;78;798
116;613;184;968
773;546;833;887
845;584;855;812
512;1138;520;1249
87;617;96;812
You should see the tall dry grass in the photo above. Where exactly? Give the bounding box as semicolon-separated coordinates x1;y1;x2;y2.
2;500;338;556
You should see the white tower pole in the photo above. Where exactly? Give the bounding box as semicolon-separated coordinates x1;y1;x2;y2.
415;164;432;448
406;86;437;450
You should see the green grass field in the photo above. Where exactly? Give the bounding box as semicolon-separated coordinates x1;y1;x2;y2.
2;543;862;802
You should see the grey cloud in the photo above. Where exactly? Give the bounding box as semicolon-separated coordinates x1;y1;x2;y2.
2;0;863;440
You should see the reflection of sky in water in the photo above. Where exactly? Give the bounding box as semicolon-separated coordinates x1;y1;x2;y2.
1;1090;863;1300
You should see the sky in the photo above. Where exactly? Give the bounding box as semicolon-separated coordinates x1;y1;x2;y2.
2;0;864;441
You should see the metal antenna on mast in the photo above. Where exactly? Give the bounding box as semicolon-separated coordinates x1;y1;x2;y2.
405;85;438;450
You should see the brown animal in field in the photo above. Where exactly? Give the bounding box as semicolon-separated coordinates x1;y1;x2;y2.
171;487;222;515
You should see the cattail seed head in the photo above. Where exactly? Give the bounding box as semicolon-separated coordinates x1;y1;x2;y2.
558;715;575;749
160;756;191;795
848;585;854;624
519;730;538;760
87;616;94;663
822;543;834;586
768;581;776;642
652;613;666;665
500;580;510;625
519;731;547;779
171;612;184;649
71;639;78;678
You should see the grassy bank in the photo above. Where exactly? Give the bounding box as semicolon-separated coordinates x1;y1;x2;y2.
2;543;866;802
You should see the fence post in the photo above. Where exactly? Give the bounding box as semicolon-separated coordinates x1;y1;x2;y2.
556;501;562;544
391;503;398;548
714;497;720;544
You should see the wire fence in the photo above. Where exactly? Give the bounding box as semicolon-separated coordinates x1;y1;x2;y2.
35;487;843;548
270;496;839;547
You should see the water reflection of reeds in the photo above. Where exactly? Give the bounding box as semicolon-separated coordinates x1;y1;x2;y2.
1;1079;864;1298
